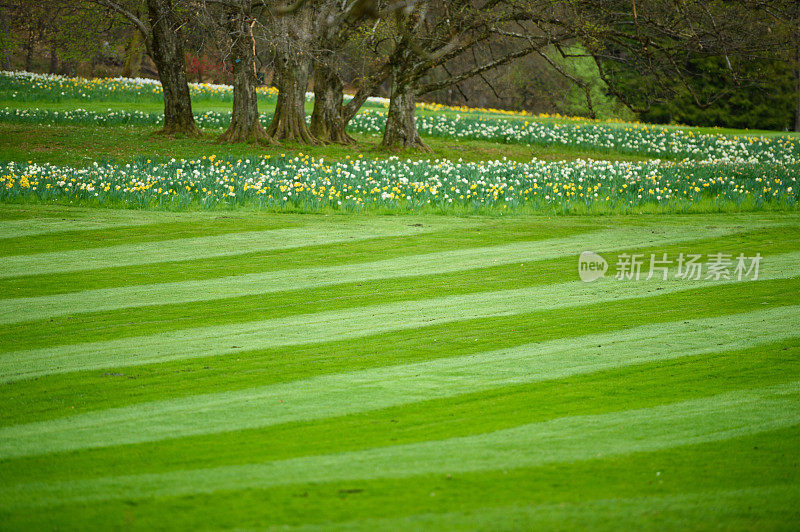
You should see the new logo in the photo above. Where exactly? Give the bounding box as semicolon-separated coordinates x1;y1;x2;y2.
578;251;608;282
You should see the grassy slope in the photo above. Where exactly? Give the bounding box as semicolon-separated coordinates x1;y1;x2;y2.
5;93;795;167
0;123;658;167
0;205;798;530
5;95;800;137
2;85;799;529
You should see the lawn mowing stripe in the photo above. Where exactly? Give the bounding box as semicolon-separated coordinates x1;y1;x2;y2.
0;221;441;278
2;383;797;508
0;217;162;240
0;213;496;259
0;259;562;352
1;223;783;324
0;217;299;256
2;305;797;459
3;250;799;382
0;219;772;281
283;485;800;531
2;426;796;530
3;278;796;428
2;216;789;301
1;223;794;353
0;237;590;324
5;340;795;485
0;205;229;239
0;218;591;298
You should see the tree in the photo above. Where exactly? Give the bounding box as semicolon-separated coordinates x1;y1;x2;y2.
198;0;326;144
308;0;385;144
311;60;390;144
1;1;116;75
258;0;382;144
213;2;276;144
746;1;800;131
194;0;383;145
92;0;201;136
121;20;145;78
258;2;318;143
570;0;796;128
308;1;358;144
378;0;571;149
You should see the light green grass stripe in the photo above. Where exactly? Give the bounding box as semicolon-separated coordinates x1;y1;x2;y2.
2;251;799;382
0;220;441;278
0;206;220;239
0;222;760;324
0;219;769;283
0;218;162;240
2;305;798;460
2;383;797;508
286;485;800;532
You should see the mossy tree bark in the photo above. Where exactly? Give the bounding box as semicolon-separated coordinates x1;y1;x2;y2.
121;27;144;78
266;53;319;144
48;39;58;74
310;58;354;144
795;24;800;132
381;64;428;151
217;13;275;145
146;0;200;137
24;31;35;72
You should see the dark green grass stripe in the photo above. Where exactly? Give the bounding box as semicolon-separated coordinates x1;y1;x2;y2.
2;224;795;351
3;339;796;485
2;305;797;459
0;211;508;258
0;216;299;256
2;383;797;508
0;261;570;350
2;276;797;426
3;215;791;300
0;228;621;324
0;216;158;240
4;255;799;384
0;219;452;278
281;485;800;531
0;218;590;298
3;223;795;327
1;426;795;530
0;204;233;234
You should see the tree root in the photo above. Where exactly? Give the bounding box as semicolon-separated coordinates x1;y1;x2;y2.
216;122;278;145
267;112;321;145
154;122;202;138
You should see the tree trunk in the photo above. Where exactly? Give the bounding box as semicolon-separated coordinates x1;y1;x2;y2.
48;40;58;74
146;0;200;137
341;87;372;124
381;67;428;150
310;59;354;144
339;62;392;129
795;25;800;132
24;31;35;72
795;62;800;133
121;29;144;78
266;53;319;144
217;14;275;145
0;12;10;70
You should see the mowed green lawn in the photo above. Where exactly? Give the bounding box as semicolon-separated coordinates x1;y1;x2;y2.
1;205;799;530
